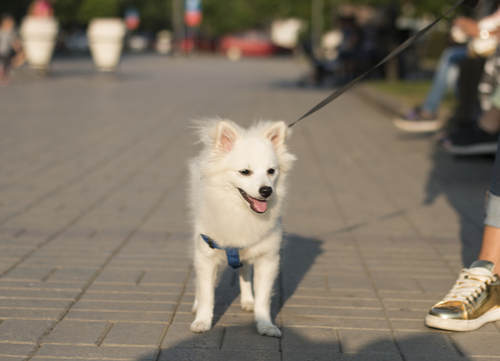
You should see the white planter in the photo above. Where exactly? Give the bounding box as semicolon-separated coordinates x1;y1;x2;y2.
87;18;126;72
20;16;59;71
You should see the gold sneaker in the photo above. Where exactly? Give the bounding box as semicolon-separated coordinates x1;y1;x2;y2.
425;260;500;331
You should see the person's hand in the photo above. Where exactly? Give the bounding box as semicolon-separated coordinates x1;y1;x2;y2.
453;16;480;37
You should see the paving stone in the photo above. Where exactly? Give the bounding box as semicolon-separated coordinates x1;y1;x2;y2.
46;268;97;282
162;324;224;349
288;288;378;299
450;332;500;357
283;314;390;330
0;288;79;300
64;310;172;323
337;329;400;354
284;296;379;308
403;355;469;361
395;331;461;358
71;300;176;313
102;322;166;347
0;267;55;282
0;280;85;291
282;350;404;361
0;319;54;344
383;299;435;310
282;326;339;351
281;305;385;318
33;344;157;360
0;299;72;310
219;313;277;327
221;325;280;350
93;269;144;284
159;349;281;361
386;308;429;320
0;344;37;358
140;270;190;285
0;308;65;320
80;291;179;303
87;284;182;294
42;320;109;345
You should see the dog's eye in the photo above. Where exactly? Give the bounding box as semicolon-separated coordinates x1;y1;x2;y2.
239;169;252;176
267;168;275;175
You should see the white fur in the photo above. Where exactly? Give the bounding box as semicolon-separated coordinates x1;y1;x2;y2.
188;119;296;337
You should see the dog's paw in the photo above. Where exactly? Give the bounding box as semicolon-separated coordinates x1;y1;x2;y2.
241;300;254;311
257;323;281;337
191;320;212;333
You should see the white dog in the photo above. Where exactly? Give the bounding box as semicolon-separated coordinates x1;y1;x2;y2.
188;119;295;337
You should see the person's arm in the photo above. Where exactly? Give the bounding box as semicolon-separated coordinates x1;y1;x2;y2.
453;16;479;37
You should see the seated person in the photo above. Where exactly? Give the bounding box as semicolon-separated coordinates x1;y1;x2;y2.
394;5;500;133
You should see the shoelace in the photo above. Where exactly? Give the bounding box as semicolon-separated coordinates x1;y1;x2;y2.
442;269;496;304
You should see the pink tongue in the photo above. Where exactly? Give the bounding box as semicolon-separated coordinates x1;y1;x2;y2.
252;199;268;213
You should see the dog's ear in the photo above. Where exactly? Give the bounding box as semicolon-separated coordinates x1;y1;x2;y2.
215;121;239;152
264;121;288;149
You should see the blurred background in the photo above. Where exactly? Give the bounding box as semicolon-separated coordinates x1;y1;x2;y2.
2;0;497;152
0;0;467;79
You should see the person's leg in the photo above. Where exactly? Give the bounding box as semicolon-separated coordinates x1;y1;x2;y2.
442;84;500;155
484;139;500;267
421;45;468;115
393;46;468;133
425;138;500;331
477;225;500;274
0;57;9;85
452;56;486;129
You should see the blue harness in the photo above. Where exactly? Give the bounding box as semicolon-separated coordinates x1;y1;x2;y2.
200;234;243;269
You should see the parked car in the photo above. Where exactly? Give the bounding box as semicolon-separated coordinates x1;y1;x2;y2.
219;30;278;60
64;29;89;52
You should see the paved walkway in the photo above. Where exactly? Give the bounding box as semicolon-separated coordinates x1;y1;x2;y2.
0;54;498;361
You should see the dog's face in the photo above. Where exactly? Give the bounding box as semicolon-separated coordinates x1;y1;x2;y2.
212;120;292;215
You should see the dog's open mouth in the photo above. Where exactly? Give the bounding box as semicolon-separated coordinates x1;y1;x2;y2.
238;188;267;214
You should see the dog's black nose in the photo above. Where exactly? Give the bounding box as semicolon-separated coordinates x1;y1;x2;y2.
259;186;273;198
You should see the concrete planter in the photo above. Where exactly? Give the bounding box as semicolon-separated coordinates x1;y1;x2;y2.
87;18;126;72
20;16;59;71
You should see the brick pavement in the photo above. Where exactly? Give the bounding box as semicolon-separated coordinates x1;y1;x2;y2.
0;54;498;360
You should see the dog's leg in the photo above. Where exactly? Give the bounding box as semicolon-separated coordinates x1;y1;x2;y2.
191;256;218;333
253;254;281;337
239;263;254;311
191;297;198;313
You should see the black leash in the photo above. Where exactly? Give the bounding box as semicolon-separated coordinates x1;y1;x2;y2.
288;0;478;128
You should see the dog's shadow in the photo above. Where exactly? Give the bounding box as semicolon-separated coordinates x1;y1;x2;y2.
211;233;323;325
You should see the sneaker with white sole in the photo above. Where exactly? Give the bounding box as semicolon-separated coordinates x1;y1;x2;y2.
441;124;499;155
425;260;500;331
393;107;442;133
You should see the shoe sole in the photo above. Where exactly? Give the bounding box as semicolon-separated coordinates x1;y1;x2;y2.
393;118;442;132
425;307;500;331
445;142;498;155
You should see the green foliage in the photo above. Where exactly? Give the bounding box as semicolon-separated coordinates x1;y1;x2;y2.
52;0;170;30
0;0;33;21
348;0;460;15
53;0;82;26
201;0;313;36
16;0;472;33
128;0;171;32
77;0;122;23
